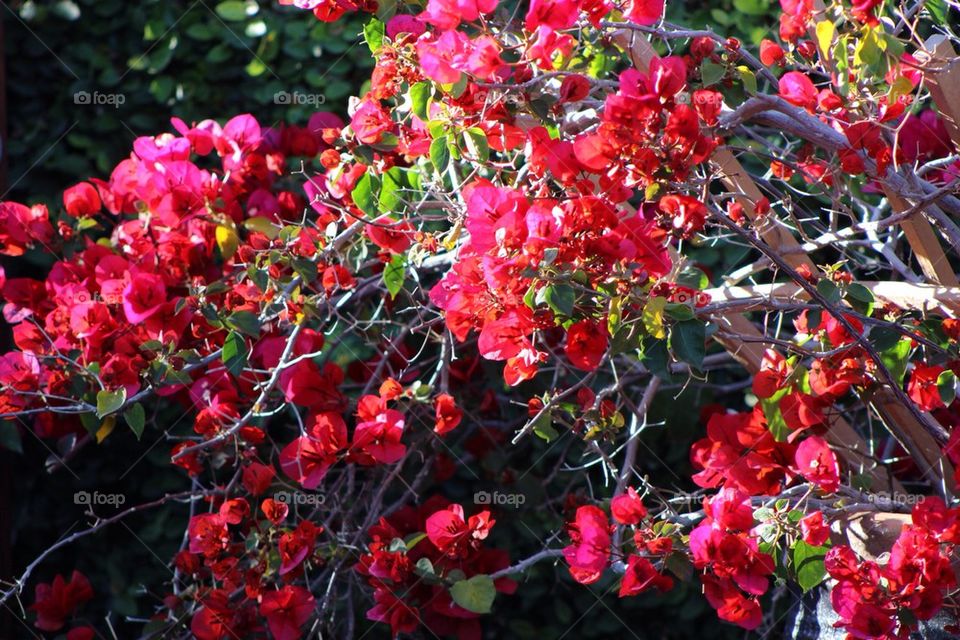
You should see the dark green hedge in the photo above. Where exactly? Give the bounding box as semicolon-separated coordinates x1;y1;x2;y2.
5;0;372;204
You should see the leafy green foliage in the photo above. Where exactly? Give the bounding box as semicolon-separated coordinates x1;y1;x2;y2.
7;0;372;204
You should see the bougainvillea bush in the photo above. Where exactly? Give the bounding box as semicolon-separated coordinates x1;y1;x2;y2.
3;0;960;637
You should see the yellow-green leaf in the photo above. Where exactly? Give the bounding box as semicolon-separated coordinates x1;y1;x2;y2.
815;21;835;58
216;224;239;260
643;296;668;339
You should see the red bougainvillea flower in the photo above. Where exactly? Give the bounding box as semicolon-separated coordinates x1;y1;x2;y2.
188;513;230;558
800;512;830;546
760;39;785;65
611;487;648;525
260;585;315;640
261;498;289;525
563;505;611;584
908;364;947;411
62;182;101;217
242;462;276;496
565;319;608;371
795;436;840;493
702;574;763;630
752;349;791;399
425;503;494;558
280;411;348;489
778;71;818;111
658;194;708;238
30;571;94;631
619;555;673;597
434;393;463;436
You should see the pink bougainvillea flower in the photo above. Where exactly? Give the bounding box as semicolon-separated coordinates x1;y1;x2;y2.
623;0;664;25
350;99;392;145
122;270;166;323
795;436;840;493
779;71;818;111
420;0;497;30
563;505;611;584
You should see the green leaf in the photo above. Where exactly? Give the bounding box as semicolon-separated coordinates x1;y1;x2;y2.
793;540;829;592
351;172;379;217
732;0;769;15
761;396;789;442
816;279;841;304
676;266;709;290
928;0;949;24
363;18;385;54
383;253;406;299
670;320;706;369
124;403;146;440
844;283;875;316
430;135;451;174
462;127;489;163
700;61;725;87
664;303;695;322
222;331;249;377
543;284;576;318
938;370;957;406
532;412;559;442
215;0;249;21
96;388;126;418
227;310;261;338
449;574;496;614
410;81;432;120
880;339;912;387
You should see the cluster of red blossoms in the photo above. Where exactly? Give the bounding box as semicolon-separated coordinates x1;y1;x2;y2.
357;498;514;639
827;498;960;638
563;488;674;597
